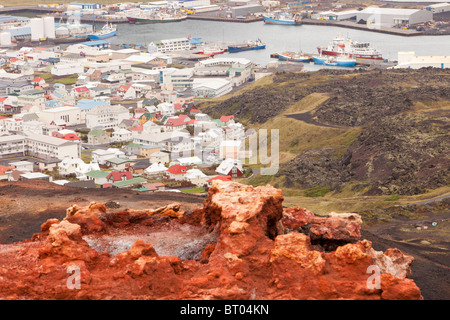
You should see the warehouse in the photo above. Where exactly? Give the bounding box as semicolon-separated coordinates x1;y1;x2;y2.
228;4;263;18
356;8;433;27
425;3;450;13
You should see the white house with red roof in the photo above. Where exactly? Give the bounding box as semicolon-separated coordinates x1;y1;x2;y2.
163;114;191;132
72;86;90;99
106;171;134;183
220;115;235;125
216;158;243;178
165;164;188;181
32;77;46;87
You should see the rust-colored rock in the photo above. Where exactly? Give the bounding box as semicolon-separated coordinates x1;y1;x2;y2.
0;181;422;300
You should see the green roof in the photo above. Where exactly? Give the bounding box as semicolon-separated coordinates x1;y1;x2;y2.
85;170;109;178
113;177;147;187
212;119;225;127
89;129;107;137
131;187;149;192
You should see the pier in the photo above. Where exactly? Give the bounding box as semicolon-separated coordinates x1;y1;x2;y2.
186;15;264;23
301;19;425;37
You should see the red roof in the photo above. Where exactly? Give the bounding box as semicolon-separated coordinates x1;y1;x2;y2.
74;86;89;93
130;125;143;131
0;97;7;102
143;182;165;191
118;85;131;92
174;103;182;110
165;117;187;127
106;171;133;182
220;115;234;123
0;165;15;175
190;107;200;113
208;175;232;183
32;77;44;83
62;133;81;141
166;164;187;175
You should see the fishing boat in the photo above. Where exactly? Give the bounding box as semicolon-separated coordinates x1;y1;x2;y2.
228;39;266;53
263;10;302;25
127;10;187;24
317;34;383;60
87;23;117;40
198;46;226;55
317;55;357;67
278;51;311;62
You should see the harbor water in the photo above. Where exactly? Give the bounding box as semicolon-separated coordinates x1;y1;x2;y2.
106;20;450;71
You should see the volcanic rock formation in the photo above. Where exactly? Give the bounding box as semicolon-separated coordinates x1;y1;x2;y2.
0;181;422;300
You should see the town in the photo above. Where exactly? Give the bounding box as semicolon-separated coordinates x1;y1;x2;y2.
0;34;258;194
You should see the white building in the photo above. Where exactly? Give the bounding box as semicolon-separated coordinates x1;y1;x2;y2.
26;134;81;160
394;51;450;69
356;7;433;27
192;78;232;98
91;148;125;165
85;104;130;129
425;3;450;13
148;38;191;53
38;106;82;126
111;128;132;142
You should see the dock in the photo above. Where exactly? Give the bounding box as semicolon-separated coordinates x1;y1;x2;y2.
270;53;396;69
301;19;425;37
45;14;129;24
186;15;264;23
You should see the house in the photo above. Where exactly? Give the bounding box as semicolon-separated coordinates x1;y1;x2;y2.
87;129;111;145
91;148;125;164
72;86;91;99
220;115;235;125
104;157;135;171
128;159;151;175
32;77;46;87
8;160;33;172
51;129;82;141
111;128;132;142
139;112;157;126
118;118;139;130
85;170;109;185
0;165;15;180
117;84;137;99
165;164;188;181
149;151;170;164
35;158;61;172
106;170;134;183
162;135;196;160
112;177;147;188
144;162;168;178
58;157;100;179
164;114;191;132
216;158;243;178
185;168;208;187
139;144;161;158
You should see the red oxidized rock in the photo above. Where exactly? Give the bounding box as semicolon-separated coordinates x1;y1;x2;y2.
0;180;422;300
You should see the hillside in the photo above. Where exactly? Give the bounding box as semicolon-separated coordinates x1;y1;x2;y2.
200;68;450;198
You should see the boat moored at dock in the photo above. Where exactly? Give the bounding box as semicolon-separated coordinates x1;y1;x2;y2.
263;11;302;25
277;51;311;62
87;23;116;40
228;39;266;53
317;34;383;60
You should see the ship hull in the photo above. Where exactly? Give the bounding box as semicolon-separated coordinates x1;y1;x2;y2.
318;47;383;60
263;16;302;25
87;30;117;40
278;53;310;62
228;44;266;53
127;16;186;24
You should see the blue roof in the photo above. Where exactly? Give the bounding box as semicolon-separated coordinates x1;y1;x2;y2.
8;27;31;37
76;99;108;111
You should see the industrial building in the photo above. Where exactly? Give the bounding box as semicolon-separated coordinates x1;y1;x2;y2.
227;4;263;18
356;7;433;27
395;52;450;69
425;2;450;13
